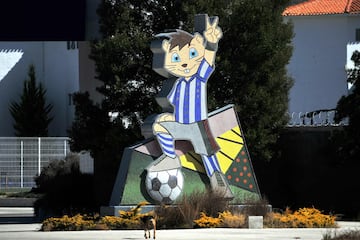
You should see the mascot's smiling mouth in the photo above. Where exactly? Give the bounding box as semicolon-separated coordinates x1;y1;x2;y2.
178;64;197;75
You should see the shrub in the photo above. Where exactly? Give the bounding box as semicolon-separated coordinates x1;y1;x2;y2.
265;207;337;228
99;216;140;229
194;212;221;228
219;211;246;228
33;154;97;219
155;205;185;229
194;211;246;228
177;189;230;228
118;201;149;219
237;197;270;216
41;214;96;231
40;199;337;231
41;202;150;231
103;201;151;229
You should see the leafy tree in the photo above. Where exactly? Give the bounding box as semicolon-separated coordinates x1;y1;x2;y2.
334;50;360;163
69;0;192;205
184;0;294;163
70;0;293;205
9;64;53;137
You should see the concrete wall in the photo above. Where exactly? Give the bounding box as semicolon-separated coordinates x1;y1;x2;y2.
285;14;359;115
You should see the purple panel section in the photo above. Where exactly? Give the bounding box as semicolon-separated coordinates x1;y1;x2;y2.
135;139;162;157
175;140;194;156
208;107;238;137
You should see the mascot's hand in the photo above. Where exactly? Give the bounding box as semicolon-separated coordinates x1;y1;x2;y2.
204;16;222;44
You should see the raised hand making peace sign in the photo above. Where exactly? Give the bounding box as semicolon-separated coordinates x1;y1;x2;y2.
204;16;222;44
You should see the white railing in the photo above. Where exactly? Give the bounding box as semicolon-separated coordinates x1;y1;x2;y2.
0;137;70;189
287;110;349;127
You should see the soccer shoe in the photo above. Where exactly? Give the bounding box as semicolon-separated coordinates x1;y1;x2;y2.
209;171;234;200
146;154;181;172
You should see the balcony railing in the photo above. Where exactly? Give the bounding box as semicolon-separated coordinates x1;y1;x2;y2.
287;109;348;127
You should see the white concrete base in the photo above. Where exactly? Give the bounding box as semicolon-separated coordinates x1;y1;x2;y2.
248;216;263;229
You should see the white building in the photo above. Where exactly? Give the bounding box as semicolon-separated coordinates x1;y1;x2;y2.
0;42;101;136
0;0;101;137
283;0;360;122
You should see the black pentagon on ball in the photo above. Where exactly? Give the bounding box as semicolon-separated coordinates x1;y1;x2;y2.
151;178;162;191
168;175;178;189
162;197;173;204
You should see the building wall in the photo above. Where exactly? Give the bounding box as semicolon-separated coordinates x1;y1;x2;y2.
285;14;358;115
0;42;79;136
43;42;79;136
78;42;103;104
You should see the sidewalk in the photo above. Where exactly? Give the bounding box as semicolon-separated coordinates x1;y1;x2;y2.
1;208;360;240
0;221;359;240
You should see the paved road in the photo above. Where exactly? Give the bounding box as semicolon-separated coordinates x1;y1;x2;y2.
0;207;37;224
0;208;359;240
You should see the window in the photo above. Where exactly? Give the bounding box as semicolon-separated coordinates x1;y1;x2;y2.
68;93;74;105
67;41;78;50
356;29;360;42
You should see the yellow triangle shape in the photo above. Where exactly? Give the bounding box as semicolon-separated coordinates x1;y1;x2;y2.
219;126;243;143
216;151;236;174
216;126;243;160
180;152;205;173
216;138;241;160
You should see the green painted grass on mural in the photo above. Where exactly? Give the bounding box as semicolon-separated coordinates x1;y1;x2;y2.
120;150;258;205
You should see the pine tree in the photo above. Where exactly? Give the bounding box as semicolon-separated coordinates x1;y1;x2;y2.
9;64;53;137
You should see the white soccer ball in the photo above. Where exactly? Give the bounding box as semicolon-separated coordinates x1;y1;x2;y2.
145;168;184;204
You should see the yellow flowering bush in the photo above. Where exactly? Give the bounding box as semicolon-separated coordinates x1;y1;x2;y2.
41;201;153;231
194;212;222;228
194;211;246;228
111;201;153;229
99;215;140;229
41;202;337;231
119;201;149;219
41;214;96;231
265;207;337;228
219;211;246;228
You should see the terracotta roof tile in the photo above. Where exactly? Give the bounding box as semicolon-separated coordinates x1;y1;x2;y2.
348;0;360;13
283;0;360;16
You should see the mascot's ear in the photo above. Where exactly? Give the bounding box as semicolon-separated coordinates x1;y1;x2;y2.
162;39;171;52
193;33;204;45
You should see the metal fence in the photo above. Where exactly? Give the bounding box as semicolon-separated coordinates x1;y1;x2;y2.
0;137;70;190
287;109;349;127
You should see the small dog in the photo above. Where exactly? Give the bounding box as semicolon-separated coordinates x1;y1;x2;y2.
140;212;157;239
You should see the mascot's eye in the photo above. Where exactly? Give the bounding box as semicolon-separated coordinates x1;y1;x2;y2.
189;48;198;59
171;53;181;63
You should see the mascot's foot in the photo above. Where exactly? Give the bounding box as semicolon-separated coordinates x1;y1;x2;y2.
146;154;181;172
209;171;234;200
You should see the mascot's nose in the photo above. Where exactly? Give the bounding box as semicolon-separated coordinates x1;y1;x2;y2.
182;63;188;68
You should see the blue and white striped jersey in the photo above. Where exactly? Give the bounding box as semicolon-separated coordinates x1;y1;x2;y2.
167;59;214;124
